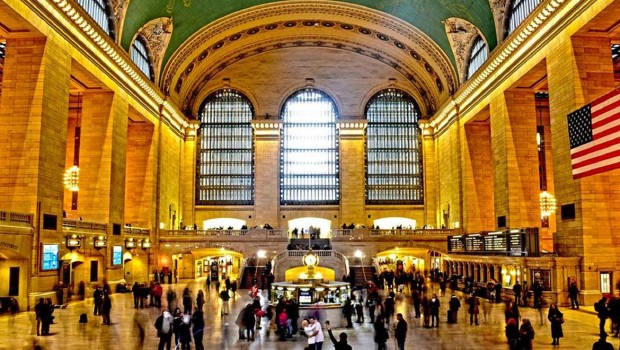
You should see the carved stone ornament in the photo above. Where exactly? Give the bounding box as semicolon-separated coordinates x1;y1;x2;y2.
489;0;509;42
138;17;174;83
443;17;482;84
109;0;129;43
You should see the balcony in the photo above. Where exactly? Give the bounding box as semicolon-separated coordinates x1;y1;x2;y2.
0;211;33;227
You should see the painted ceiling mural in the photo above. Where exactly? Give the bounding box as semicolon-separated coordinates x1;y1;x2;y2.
121;0;497;73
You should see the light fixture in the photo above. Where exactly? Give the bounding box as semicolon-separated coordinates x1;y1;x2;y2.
125;238;137;249
141;238;151;249
539;191;557;217
94;235;107;249
257;250;266;259
63;165;80;191
66;234;82;249
354;250;363;258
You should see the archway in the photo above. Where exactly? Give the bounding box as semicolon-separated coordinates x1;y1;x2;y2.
373;217;417;230
202;218;246;230
287;217;331;238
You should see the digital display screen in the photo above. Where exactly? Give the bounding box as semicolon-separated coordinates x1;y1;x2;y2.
299;290;312;304
112;246;122;266
42;244;59;271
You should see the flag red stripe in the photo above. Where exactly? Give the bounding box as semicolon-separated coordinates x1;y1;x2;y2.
592;97;620;117
592;88;620;111
593;123;620;139
573;161;620;179
572;148;620;169
592;106;620;130
571;136;620;159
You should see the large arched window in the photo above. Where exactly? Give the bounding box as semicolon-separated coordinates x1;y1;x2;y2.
365;89;423;204
130;36;154;82
506;0;544;36
76;0;114;39
280;89;339;204
466;36;488;80
196;89;254;205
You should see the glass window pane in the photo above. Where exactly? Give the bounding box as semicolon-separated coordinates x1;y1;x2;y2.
365;89;423;204
507;0;544;36
196;89;254;205
130;37;153;81
467;37;488;79
75;0;114;39
280;89;339;204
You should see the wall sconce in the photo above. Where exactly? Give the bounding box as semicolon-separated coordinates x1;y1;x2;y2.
141;238;152;249
66;234;82;249
125;238;137;249
94;235;107;249
159;222;165;229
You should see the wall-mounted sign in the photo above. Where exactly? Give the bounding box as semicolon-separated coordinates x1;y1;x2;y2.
42;244;59;271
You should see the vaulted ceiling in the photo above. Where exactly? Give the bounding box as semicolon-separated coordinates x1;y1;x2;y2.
118;0;500;117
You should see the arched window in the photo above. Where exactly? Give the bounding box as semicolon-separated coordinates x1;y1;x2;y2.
196;89;254;205
130;36;154;81
75;0;114;39
280;89;339;204
365;89;423;204
506;0;544;36
466;36;488;79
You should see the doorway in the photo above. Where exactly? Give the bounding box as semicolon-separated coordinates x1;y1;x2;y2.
90;260;98;282
9;267;19;296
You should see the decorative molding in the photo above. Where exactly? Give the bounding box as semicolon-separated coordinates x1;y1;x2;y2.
181;35;437;118
443;17;483;84
431;0;572;136
137;17;173;84
162;1;458;112
489;0;509;42
110;0;128;45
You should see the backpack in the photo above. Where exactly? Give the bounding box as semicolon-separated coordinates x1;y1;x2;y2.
161;317;171;334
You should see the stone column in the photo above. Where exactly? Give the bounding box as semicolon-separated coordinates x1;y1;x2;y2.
79;91;128;279
252;121;281;226
421;124;438;227
180;122;199;228
490;91;540;228
547;35;620;304
0;37;71;308
463;122;495;231
338;120;367;225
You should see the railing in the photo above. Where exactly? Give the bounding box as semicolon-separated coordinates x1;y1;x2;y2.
273;249;345;261
62;219;107;231
0;211;33;226
164;228;288;238
124;226;151;235
331;228;454;238
166;229;249;236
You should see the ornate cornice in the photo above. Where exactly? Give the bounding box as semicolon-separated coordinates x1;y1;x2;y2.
443;18;483;84
137;17;173;84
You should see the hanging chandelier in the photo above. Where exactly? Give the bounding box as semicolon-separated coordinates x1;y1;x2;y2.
63;165;80;192
539;191;557;217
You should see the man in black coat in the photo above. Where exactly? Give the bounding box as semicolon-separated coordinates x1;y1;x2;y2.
568;281;579;309
395;313;408;350
513;281;522;306
327;322;352;350
448;293;461;323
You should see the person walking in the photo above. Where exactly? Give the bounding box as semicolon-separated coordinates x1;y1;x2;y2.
178;314;192;350
448;293;461;323
155;309;174;350
93;286;102;316
596;296;610;336
192;307;205;350
568;281;579;310
505;317;519;350
101;293;112;325
373;316;389;350
220;288;230;326
430;293;440;327
519;318;535;350
467;293;480;326
548;303;564;345
522;281;529;307
513;281;523;306
395;313;407;350
592;333;614;350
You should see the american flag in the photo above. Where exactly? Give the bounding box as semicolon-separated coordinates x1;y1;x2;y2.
568;88;620;179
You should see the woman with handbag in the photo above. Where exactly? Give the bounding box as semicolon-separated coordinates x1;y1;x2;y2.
548;303;564;345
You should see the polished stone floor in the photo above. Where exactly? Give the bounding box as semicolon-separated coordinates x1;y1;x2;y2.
0;280;615;350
